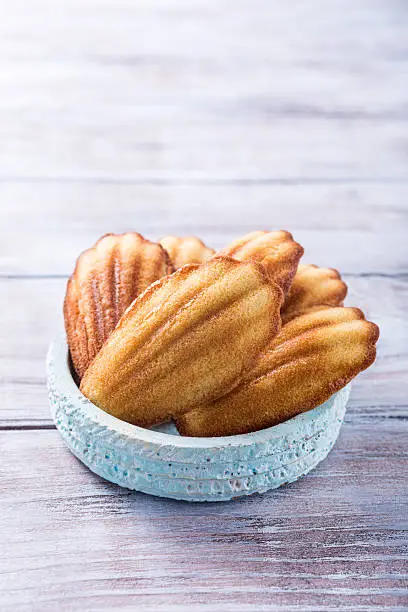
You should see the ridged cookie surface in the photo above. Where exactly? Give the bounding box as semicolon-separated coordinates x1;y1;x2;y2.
64;233;173;379
176;306;379;437
282;264;348;323
80;257;283;427
159;236;214;269
219;230;304;295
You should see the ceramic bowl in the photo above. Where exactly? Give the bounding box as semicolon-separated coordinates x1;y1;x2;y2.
47;335;350;502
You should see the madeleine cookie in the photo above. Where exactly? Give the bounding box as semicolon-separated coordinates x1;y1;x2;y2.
159;236;215;269
219;230;304;295
64;233;173;379
176;306;379;437
80;257;283;427
282;264;347;323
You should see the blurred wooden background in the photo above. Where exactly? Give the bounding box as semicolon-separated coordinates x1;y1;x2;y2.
0;1;407;610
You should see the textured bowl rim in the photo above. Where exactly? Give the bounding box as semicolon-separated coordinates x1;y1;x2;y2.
47;334;349;450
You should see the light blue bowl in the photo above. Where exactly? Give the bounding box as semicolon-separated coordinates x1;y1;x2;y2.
47;335;350;502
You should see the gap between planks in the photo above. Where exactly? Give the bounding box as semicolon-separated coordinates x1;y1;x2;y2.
1;176;408;186
1;272;408;281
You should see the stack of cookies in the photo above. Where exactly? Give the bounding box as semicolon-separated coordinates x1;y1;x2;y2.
64;231;379;437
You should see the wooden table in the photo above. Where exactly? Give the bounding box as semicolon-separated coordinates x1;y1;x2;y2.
1;1;407;610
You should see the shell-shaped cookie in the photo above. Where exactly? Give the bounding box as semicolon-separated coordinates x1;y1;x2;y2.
80;257;283;427
159;236;215;269
176;306;379;437
219;230;304;295
64;233;173;379
282;264;348;323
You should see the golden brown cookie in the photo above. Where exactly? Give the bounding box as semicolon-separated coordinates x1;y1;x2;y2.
159;236;215;269
176;306;379;437
80;257;283;427
282;264;348;323
219;230;304;295
64;233;173;379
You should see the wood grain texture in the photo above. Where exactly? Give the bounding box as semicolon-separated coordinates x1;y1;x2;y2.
0;0;407;609
0;0;407;183
1;182;408;276
1;428;407;611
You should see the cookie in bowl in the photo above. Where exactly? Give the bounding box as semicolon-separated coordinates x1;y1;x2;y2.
64;232;172;379
49;230;379;501
159;235;214;269
80;256;283;427
176;306;379;437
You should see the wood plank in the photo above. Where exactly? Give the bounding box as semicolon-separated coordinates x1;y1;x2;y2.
0;275;407;427
0;426;406;611
0;1;407;182
0;182;408;276
0;121;406;183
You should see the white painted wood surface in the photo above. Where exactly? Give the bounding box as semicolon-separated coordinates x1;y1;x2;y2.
0;0;407;610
